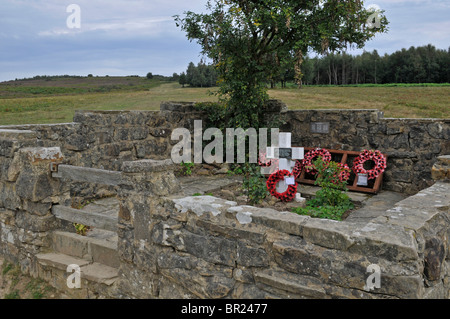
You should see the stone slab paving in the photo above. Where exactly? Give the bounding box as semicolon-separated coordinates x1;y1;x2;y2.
79;175;408;226
178;175;243;196
344;190;408;223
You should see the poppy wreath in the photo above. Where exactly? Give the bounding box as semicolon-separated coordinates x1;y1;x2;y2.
292;160;303;178
352;149;387;180
335;163;351;183
258;151;272;167
266;169;298;202
258;151;279;171
302;148;332;174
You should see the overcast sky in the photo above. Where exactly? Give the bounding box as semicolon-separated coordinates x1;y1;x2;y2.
0;0;449;82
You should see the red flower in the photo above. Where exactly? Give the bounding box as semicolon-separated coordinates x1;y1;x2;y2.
266;170;298;202
302;148;332;174
352;150;387;180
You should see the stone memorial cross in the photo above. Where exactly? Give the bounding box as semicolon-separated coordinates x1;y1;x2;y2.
265;132;304;193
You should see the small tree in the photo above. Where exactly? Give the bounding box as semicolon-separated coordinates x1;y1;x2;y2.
175;0;388;130
179;72;187;87
146;72;153;79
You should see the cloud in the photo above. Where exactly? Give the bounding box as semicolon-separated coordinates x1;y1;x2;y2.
0;0;449;82
37;16;177;38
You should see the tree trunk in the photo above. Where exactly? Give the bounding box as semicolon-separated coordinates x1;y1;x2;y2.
295;49;304;89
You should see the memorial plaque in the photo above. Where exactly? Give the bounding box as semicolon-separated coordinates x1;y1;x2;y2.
357;174;368;186
311;122;330;134
278;148;292;159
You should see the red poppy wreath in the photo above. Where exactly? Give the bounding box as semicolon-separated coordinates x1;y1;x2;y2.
335;163;351;183
258;151;272;167
352;149;387;180
302;148;332;174
292;160;303;178
266;170;298;202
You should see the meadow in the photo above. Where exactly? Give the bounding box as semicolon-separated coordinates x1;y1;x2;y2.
0;77;449;125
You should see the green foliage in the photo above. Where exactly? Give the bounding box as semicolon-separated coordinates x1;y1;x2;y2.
194;101;227;130
240;163;269;206
1;262;56;299
293;157;354;221
2;262;13;275
185;61;218;88
175;0;388;130
299;45;450;86
4;290;20;299
179;72;187;87
180;162;195;176
73;223;90;236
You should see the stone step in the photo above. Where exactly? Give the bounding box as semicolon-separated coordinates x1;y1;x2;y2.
52;230;119;268
52;205;118;232
36;252;119;286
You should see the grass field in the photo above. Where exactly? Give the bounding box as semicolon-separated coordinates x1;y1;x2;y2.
0;77;449;125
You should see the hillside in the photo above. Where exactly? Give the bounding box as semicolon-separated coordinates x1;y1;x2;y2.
0;76;449;125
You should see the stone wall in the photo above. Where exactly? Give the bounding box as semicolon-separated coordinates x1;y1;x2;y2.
116;159;450;299
0;102;449;299
282;109;450;194
0;141;69;274
1;102;448;195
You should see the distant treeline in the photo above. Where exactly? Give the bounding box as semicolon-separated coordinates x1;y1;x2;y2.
12;74;177;82
180;44;450;88
179;61;218;88
300;45;450;86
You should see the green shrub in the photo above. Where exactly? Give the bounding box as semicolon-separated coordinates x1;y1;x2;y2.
240;163;268;206
293;157;354;221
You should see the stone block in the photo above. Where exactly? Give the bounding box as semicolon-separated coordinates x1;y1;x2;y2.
194;219;266;244
183;231;237;267
53;165;123;186
254;269;328;299
302;218;355;251
160;101;196;113
53;231;90;259
349;222;418;262
89;238;119;269
236;242;269;267
52;205;117;232
159;265;235;299
432;155;450;181
22;200;52;216
19;147;63;164
15;211;56;232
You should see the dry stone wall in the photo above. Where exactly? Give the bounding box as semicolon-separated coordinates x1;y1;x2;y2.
282;109;450;194
116;159;449;299
0;141;69;274
1;102;448;195
0;101;449;299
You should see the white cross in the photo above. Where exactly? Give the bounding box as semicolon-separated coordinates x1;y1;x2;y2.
264;132;304;193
